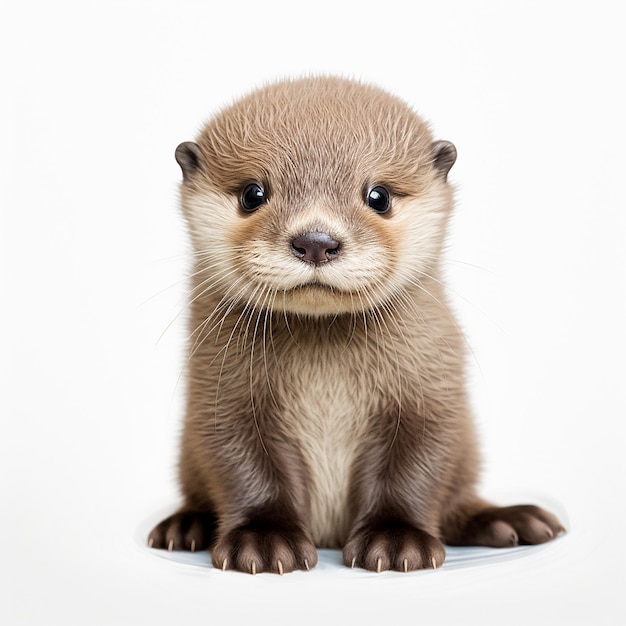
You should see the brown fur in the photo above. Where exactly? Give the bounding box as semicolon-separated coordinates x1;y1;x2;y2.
148;76;563;574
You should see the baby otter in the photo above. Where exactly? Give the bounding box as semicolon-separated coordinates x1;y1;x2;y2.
148;76;563;574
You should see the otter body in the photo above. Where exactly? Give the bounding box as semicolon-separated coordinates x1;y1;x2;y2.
148;77;562;573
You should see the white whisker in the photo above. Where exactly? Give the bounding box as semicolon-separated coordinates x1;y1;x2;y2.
247;284;270;456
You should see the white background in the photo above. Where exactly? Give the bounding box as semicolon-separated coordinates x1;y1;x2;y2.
2;1;625;624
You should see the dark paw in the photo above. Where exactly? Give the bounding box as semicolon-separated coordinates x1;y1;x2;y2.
343;522;446;572
457;504;565;547
212;521;318;575
148;511;216;552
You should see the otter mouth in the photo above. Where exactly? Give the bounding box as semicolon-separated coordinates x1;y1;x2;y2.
293;281;339;292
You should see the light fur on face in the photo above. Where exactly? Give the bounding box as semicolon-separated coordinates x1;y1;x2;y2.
180;76;453;317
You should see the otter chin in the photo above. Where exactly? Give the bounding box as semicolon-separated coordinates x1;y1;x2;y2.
148;76;564;574
280;289;351;317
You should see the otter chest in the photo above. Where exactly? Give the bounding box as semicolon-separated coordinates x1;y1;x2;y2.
278;354;371;548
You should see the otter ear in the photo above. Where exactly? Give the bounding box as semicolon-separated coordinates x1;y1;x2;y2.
175;141;204;181
431;140;457;181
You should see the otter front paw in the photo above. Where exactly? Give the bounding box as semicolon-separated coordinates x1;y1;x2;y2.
212;522;318;575
343;522;446;572
456;504;565;547
148;511;216;552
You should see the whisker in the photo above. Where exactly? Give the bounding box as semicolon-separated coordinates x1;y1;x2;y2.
360;283;406;450
262;288;281;413
213;284;262;432
155;263;242;346
185;275;246;356
417;269;506;335
401;274;486;387
247;284;270;456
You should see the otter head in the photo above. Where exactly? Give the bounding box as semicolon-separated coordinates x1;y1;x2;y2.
177;77;456;317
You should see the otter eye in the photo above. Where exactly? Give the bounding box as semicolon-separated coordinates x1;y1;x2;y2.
240;183;266;212
366;186;391;214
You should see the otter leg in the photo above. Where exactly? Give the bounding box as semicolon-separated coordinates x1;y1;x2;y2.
343;412;448;573
201;418;318;575
443;502;565;547
148;510;217;552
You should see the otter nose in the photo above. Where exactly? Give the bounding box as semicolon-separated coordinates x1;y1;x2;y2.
291;231;341;264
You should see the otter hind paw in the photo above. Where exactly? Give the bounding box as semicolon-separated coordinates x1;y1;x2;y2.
454;504;565;547
147;511;216;552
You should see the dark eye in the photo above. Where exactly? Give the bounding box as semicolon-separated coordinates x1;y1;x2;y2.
366;186;391;214
240;183;266;212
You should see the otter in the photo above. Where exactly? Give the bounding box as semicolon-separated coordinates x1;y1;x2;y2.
148;76;563;574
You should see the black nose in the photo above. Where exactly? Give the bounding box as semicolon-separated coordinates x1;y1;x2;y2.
291;231;341;264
